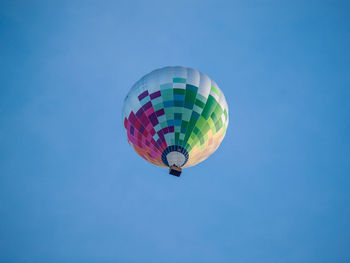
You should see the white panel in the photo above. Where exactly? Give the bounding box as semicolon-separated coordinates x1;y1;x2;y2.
158;66;173;85
122;85;142;118
197;71;211;98
172;66;187;79
144;68;160;94
186;67;200;87
173;83;186;89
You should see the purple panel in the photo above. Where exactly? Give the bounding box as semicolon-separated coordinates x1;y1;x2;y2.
157;129;165;142
136;108;144;118
138;90;149;101
142;101;152;111
139;114;149;126
162;127;169;134
156;109;165;117
124;118;128;129
150;91;161;100
157;129;164;137
128;112;137;125
149;113;158;126
155;141;161;149
168;126;174;133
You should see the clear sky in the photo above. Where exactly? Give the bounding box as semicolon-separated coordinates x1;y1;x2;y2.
1;0;350;262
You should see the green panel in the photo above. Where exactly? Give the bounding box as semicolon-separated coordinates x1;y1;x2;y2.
211;103;226;133
210;112;218;123
224;109;228;121
214;104;223;118
199;135;205;145
160;83;172;90
211;85;220;96
196;94;207;103
174;106;184;112
201;122;210;135
189;115;198;129
174;113;182;120
192;136;199;145
175;132;180;144
161;89;173;101
174;101;183;107
184;90;197;104
195;116;206;129
173;88;186;95
196;129;203;139
181;120;189;129
195;99;205;108
165;111;173;120
182;108;192;121
193;105;202;114
215;118;223;132
202;95;217;120
186;84;198;92
153;102;163;111
183;115;198;142
208;118;216;133
186;145;192;151
203;134;208;142
173;77;186;83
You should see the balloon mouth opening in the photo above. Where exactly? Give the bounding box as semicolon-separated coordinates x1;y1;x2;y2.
161;145;189;167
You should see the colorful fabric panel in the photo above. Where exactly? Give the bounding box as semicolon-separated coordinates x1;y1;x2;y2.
122;66;229;168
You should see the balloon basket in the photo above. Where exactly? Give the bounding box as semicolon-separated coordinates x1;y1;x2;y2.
169;165;182;177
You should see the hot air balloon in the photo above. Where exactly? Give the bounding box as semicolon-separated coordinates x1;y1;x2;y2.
122;66;229;177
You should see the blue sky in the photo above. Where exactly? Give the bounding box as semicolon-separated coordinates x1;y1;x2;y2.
1;0;350;262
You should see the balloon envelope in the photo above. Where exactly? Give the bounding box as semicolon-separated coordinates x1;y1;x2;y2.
122;66;229;169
